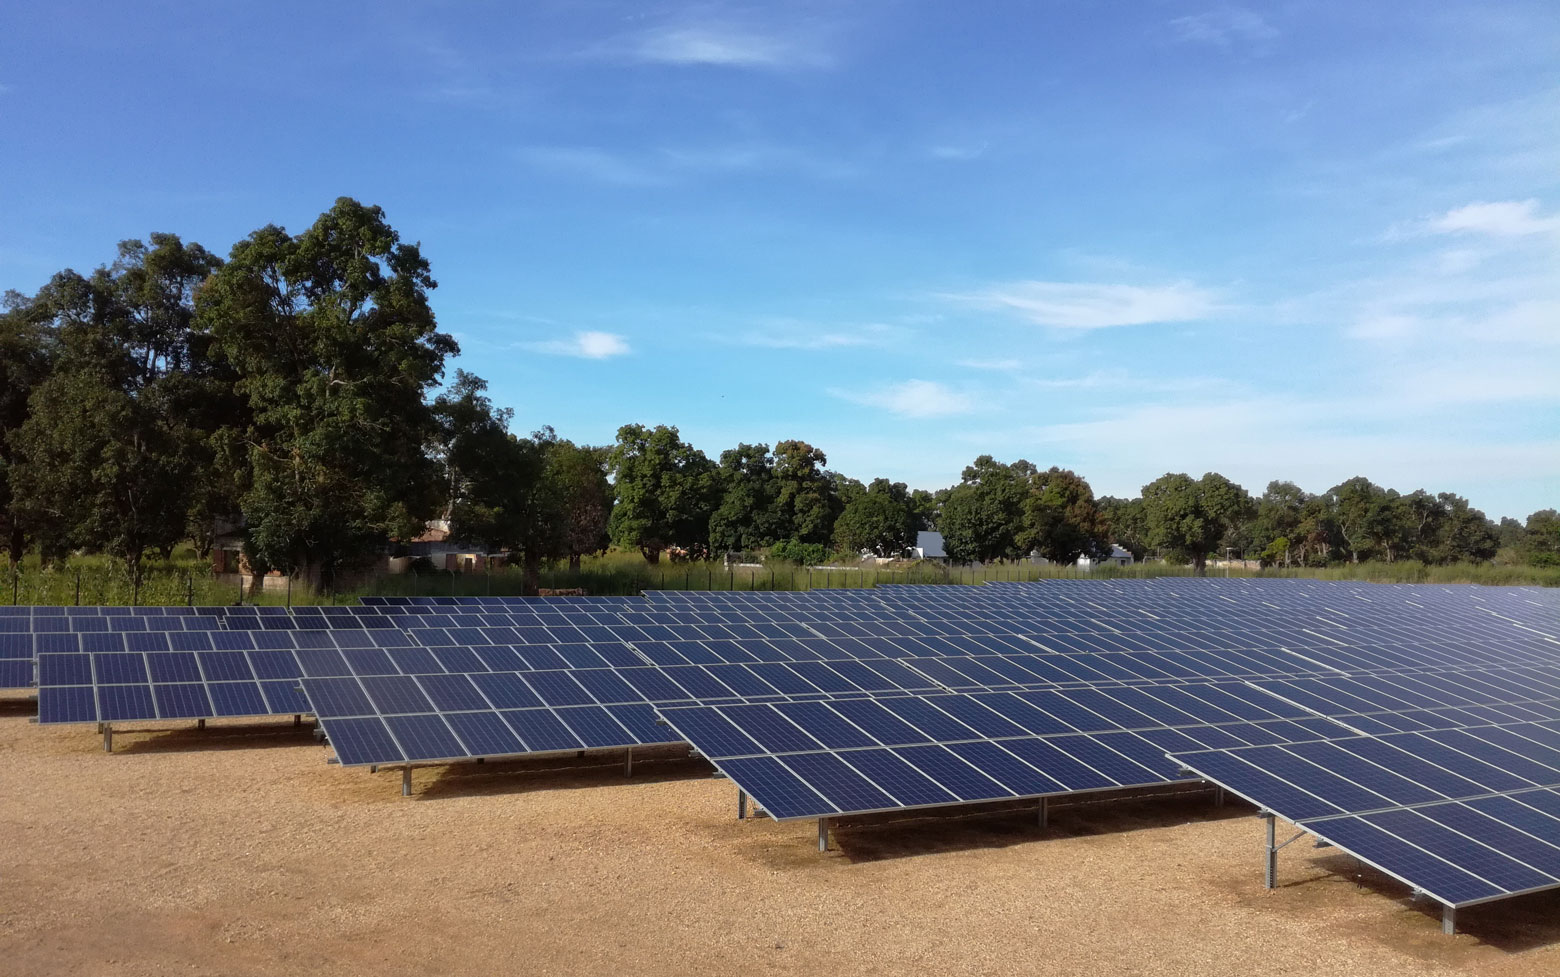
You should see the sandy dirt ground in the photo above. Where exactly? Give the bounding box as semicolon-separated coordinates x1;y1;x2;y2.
2;692;1558;977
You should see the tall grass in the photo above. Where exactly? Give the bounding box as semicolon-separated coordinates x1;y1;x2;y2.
3;549;1554;607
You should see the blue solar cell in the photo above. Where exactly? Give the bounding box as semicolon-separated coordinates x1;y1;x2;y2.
719;704;824;754
617;666;694;703
340;647;398;676
571;668;645;705
473;645;530;671
430;646;488;673
659;707;763;759
875;697;982;742
1367;808;1554;894
207;682;268;717
385;713;466;761
35;633;81;654
197;652;254;682
500;708;586;752
1092;732;1190;781
946;740;1067;796
838;748;960;807
97;684;158;721
1046;734;1164;787
826;697;934;746
719;755;837;820
294;647;353;677
468;672;544;709
249;631;297;650
417;673;491;712
745;663;818;696
522;671;596;708
38;685;96;723
304;677;374;718
444;710;528;756
607;704;681;745
361;675;437;714
771;701;879;750
892;745;1012;801
922;695;1028;738
146;652;202;683
782;752;898;813
1014;691;1118;733
1418;802;1560;880
93;653;149;684
259;680;309;714
327;717;406;765
556;705;633;748
290;630;335;649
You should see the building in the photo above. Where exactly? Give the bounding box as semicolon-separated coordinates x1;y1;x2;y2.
1078;545;1135;570
908;531;948;562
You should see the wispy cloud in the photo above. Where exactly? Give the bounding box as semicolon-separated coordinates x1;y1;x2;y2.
525;331;631;359
1425;199;1560;237
833;380;973;418
731;322;897;350
597;22;832;70
928;142;989;161
956;357;1022;371
515;142;852;186
1169;7;1278;48
515;147;665;186
945;281;1220;329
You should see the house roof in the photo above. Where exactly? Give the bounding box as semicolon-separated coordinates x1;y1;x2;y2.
915;531;947;559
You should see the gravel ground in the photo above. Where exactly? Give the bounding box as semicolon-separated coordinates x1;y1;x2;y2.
2;694;1557;977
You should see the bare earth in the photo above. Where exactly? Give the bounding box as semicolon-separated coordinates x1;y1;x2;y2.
2;694;1557;977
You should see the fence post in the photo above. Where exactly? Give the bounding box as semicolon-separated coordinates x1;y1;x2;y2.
75;570;81;606
186;573;193;607
286;574;292;608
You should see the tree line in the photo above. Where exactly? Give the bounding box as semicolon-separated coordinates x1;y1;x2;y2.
1;199;1554;588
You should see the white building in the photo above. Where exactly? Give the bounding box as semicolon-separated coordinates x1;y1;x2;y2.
908;530;948;562
1077;545;1135;570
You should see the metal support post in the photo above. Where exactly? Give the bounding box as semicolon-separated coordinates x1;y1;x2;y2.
197;718;205;731
370;765;378;774
738;790;748;820
1263;813;1277;889
1037;797;1049;829
1214;787;1226;808
817;817;830;852
294;714;302;728
1442;904;1456;936
401;765;413;797
624;746;634;777
103;723;113;753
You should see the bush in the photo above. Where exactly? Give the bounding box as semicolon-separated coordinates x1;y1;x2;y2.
766;539;828;566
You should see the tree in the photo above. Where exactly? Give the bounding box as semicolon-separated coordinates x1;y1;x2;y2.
547;440;612;571
197;198;456;579
938;455;1035;563
1097;496;1148;560
1016;467;1111;565
707;443;780;552
1326;476;1391;563
1249;481;1308;568
1140;472;1254;575
607;424;716;563
834;479;917;555
772;440;835;544
0;292;55;564
1524;510;1560;567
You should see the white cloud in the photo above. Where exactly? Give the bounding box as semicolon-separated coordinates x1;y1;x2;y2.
1169;7;1278;48
957;357;1022;371
600;24;830;70
515;147;664;186
1426;199;1560;237
526;331;631;359
833;380;973;418
929;142;988;161
946;281;1220;329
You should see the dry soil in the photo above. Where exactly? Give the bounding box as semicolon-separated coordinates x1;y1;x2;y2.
2;693;1557;977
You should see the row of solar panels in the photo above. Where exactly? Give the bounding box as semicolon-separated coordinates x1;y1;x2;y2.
1175;721;1560;908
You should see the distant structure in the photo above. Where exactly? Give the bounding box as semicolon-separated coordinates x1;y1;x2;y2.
1078;544;1135;570
909;530;948;562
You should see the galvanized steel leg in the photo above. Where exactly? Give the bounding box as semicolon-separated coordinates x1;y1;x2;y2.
1442;905;1455;936
1214;787;1226;808
294;714;302;728
624;746;633;777
197;718;205;731
738;790;748;820
818;817;829;852
401;765;412;797
1038;798;1048;829
103;723;112;754
1263;813;1277;889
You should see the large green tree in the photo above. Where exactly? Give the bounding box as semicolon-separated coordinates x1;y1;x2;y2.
607;424;716;563
1140;472;1254;574
0;292;55;563
772;440;836;545
197;198;456;579
707;443;781;552
938;455;1036;563
833;478;918;556
1016;467;1111;565
547;439;612;571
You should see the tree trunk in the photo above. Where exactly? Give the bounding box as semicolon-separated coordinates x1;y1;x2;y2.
1193;553;1207;576
641;547;661;564
7;525;22;566
522;556;541;596
568;553;581;572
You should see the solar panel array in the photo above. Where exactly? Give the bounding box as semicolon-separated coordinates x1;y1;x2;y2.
11;577;1560;922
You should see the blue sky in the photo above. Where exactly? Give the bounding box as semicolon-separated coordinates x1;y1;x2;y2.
3;1;1557;520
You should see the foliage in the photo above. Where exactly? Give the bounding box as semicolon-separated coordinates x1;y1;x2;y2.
1140;472;1255;575
1016;467;1111;565
607;424;716;563
833;479;918;555
766;538;829;566
196;198;456;577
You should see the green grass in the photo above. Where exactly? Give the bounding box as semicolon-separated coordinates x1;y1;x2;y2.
2;549;1554;607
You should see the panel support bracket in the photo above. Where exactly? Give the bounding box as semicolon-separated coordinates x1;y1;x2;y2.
401;765;413;797
738;789;748;820
624;746;634;777
818;817;830;852
102;722;113;754
1443;904;1456;936
1037;797;1049;829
